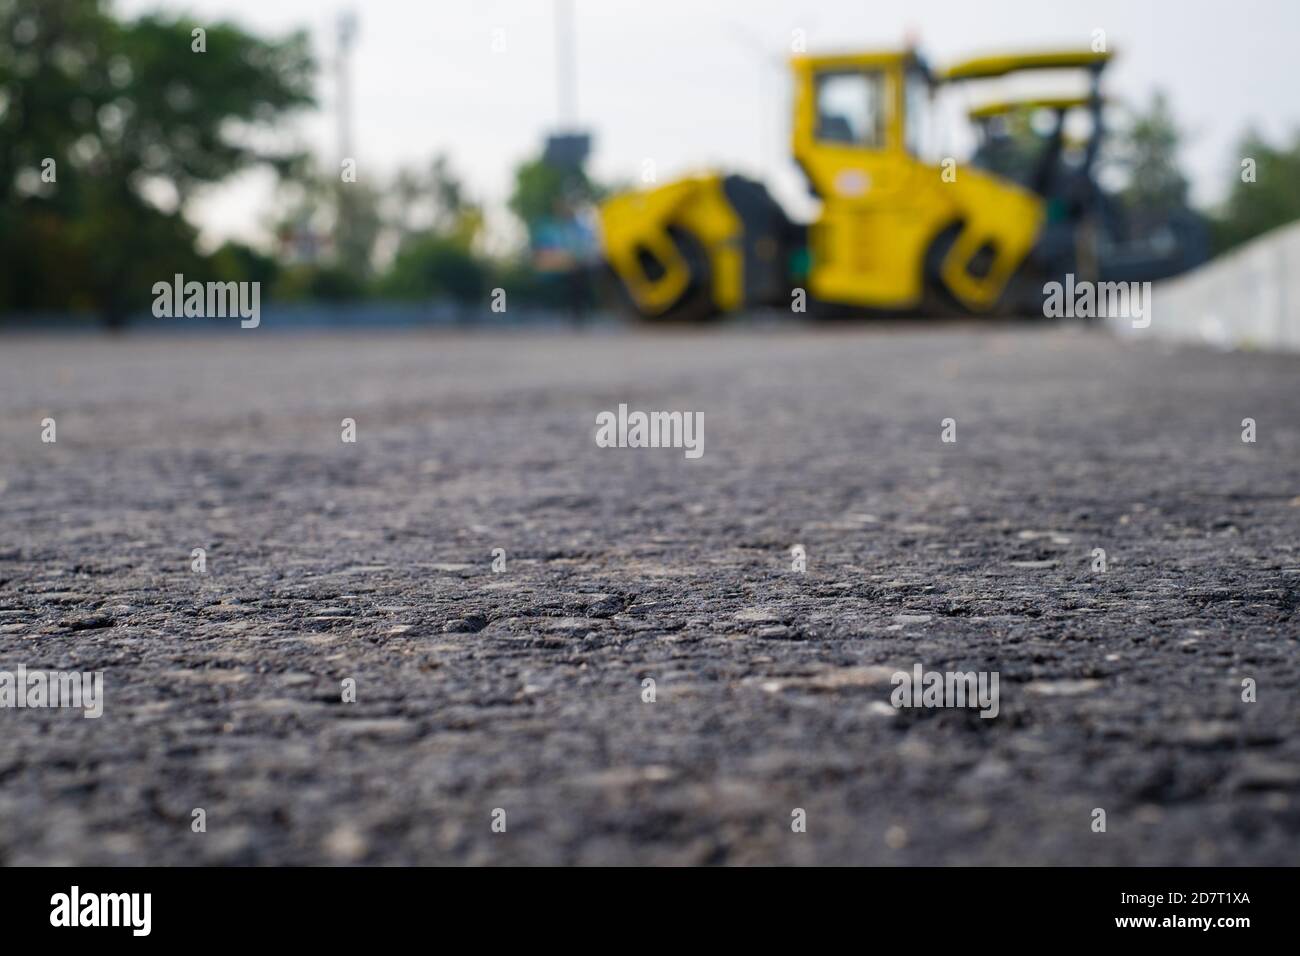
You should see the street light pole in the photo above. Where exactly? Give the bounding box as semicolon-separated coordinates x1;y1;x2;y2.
554;0;577;131
336;11;358;167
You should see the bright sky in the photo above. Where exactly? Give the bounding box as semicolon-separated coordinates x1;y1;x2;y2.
119;0;1300;250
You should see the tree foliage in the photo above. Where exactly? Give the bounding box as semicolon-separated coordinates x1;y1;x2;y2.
507;156;601;238
1111;90;1190;214
373;154;489;304
1213;129;1300;253
0;0;314;322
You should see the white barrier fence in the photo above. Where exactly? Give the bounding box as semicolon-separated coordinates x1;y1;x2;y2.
1109;220;1300;353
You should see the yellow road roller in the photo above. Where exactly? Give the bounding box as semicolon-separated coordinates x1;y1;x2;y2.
600;46;1206;320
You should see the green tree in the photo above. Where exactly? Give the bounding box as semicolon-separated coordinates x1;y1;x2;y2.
0;0;314;323
377;155;488;304
274;262;367;302
507;156;601;239
1111;90;1190;214
1212;129;1300;253
381;234;486;304
210;240;281;290
384;153;481;246
271;156;383;291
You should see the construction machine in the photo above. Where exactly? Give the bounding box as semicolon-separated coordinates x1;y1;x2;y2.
599;46;1206;320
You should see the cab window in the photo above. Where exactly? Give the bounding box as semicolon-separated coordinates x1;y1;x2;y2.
815;70;886;147
903;69;934;159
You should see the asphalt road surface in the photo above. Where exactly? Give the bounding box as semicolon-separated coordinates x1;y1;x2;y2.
1;323;1297;865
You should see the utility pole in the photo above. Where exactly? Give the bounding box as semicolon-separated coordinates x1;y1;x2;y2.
543;0;589;171
554;0;576;130
336;11;358;166
334;10;359;267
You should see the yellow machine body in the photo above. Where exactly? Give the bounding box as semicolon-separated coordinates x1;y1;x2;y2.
791;50;1045;312
598;175;744;318
599;47;1113;317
